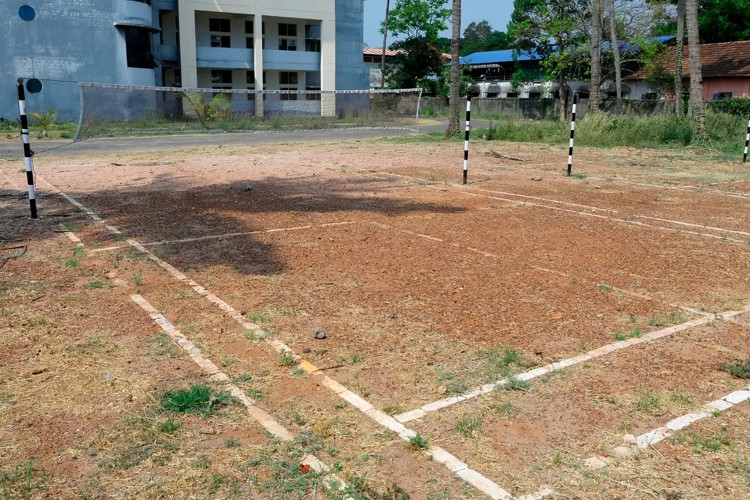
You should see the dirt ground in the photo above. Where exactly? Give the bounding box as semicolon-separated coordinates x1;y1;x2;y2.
1;134;750;499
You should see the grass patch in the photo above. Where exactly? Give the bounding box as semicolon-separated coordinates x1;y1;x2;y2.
501;376;531;392
635;392;662;415
648;311;686;327
246;312;271;324
150;332;179;358
409;433;429;450
455;415;483;438
718;358;750;379
680;430;732;453
597;283;614;292
279;350;296;367
87;281;115;289
244;328;275;340
160;385;234;417
0;460;45;498
613;326;642;341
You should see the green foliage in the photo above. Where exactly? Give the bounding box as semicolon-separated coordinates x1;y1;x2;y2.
718;358;750;378
160;385;233;416
462;20;511;55
29;110;58;138
409;433;429;450
698;0;750;43
384;0;451;40
387;38;447;90
177;92;231;129
644;64;676;95
0;460;45;498
455;415;483;438
708;97;750;116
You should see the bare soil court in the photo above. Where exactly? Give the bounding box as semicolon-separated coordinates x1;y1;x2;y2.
1;135;750;498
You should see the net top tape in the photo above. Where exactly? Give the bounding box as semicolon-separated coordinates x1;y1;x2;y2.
79;83;422;95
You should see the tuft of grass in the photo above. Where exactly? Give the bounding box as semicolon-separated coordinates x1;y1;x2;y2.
501;376;531;392
160;385;233;417
244;328;275;340
648;311;686;327
157;420;182;434
133;269;143;286
613;326;642;341
597;283;614;292
246;312;271;324
490;400;516;420
635;392;662;414
65;258;79;269
718;358;750;378
279;350;296;366
0;460;44;497
455;415;483;438
683;430;732;453
409;433;429;450
224;439;240;448
87;281;115;289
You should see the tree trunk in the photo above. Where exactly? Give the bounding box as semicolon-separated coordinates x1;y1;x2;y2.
589;0;603;112
685;0;705;139
674;0;685;115
606;0;621;100
559;71;568;121
445;0;462;138
380;0;390;89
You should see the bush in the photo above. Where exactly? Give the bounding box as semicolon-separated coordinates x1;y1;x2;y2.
708;97;750;117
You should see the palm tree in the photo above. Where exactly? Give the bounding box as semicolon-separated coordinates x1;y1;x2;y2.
685;0;705;139
674;0;685;115
606;0;621;100
589;0;603;112
380;0;390;89
445;0;462;138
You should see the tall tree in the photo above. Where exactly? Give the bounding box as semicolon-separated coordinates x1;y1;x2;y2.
698;0;750;42
685;0;705;139
382;0;451;90
674;0;685;114
606;0;622;99
509;0;587;120
590;0;604;112
446;0;462;138
380;0;391;89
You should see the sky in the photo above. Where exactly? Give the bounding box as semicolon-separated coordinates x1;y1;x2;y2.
363;1;515;48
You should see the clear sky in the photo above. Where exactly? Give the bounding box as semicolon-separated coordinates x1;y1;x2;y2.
363;1;515;48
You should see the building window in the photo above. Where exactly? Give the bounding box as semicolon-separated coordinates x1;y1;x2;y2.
278;23;297;51
306;86;321;101
246;70;255;100
173;69;182;87
211;69;233;88
280;71;298;100
209;18;231;48
306;39;321;52
122;27;154;69
713;92;733;100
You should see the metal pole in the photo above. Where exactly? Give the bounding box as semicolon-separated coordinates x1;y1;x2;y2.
463;95;471;185
567;92;578;176
17;78;38;218
743;112;750;163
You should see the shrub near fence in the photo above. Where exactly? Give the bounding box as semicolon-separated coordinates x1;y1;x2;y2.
421;97;675;120
708;98;750;116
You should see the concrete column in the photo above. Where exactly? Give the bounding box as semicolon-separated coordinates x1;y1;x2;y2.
320;17;336;116
178;7;198;88
254;13;264;117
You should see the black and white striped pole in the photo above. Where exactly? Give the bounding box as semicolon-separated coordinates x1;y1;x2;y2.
743;111;750;163
463;95;471;185
17;78;38;218
567;92;578;177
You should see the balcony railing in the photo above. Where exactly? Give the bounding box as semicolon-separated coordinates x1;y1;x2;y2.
196;47;253;69
263;49;321;72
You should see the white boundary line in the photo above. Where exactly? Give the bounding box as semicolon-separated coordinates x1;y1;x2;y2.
130;294;347;490
41;175;544;500
585;175;750;201
583;380;750;469
355;169;750;244
89;221;356;253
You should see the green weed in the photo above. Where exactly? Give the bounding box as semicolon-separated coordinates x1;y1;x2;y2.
502;376;531;392
279;350;296;366
597;283;614;292
0;460;44;497
133;269;143;286
614;326;642;341
455;415;483;438
160;385;233;417
409;433;429;450
247;312;271;324
648;311;686;327
718;358;750;378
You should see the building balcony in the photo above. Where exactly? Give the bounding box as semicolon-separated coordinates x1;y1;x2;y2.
196;47;253;69
263;49;321;72
157;44;179;62
120;0;153;25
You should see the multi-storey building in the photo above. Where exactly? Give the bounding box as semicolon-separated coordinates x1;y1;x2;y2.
1;0;368;120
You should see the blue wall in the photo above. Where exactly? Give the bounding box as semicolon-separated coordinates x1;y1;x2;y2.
335;0;368;90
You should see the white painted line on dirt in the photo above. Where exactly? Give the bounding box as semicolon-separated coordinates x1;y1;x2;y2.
129;294;352;493
394;310;750;423
46;180;528;500
586;175;750;202
60;226;84;247
89;221;358;253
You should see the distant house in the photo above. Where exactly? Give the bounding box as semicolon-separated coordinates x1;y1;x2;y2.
457;49;547;97
624;40;750;100
363;47;398;88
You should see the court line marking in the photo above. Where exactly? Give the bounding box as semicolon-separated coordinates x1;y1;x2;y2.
356;169;750;243
583;379;750;469
89;221;357;253
40;174;543;500
584;174;750;201
130;294;347;491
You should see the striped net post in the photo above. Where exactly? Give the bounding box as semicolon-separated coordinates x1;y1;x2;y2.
567;92;578;177
17;78;37;219
744;113;750;163
463;95;472;185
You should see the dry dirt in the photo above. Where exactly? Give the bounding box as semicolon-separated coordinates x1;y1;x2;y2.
1;135;750;499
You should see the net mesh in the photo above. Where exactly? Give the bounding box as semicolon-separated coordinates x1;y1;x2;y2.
76;83;422;140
